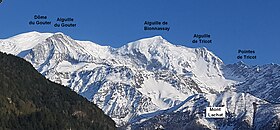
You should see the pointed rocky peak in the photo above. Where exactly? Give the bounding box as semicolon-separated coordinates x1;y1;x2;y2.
136;35;171;46
224;61;245;68
46;32;73;42
136;35;163;41
52;32;66;38
118;36;173;54
233;61;249;68
194;47;223;65
127;36;170;47
141;35;164;42
43;33;83;53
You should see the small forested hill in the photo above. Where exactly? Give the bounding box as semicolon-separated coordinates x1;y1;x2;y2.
0;52;116;130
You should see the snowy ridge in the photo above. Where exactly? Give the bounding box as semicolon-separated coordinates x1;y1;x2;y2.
0;31;280;129
0;31;53;55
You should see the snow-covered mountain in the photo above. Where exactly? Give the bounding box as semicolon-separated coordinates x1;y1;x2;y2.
1;31;280;129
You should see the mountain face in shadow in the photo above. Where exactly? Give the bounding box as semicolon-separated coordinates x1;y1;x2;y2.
0;52;116;130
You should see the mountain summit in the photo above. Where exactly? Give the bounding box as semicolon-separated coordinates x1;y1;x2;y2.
1;32;280;129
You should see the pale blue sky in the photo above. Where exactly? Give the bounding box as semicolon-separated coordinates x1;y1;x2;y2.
0;0;280;65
